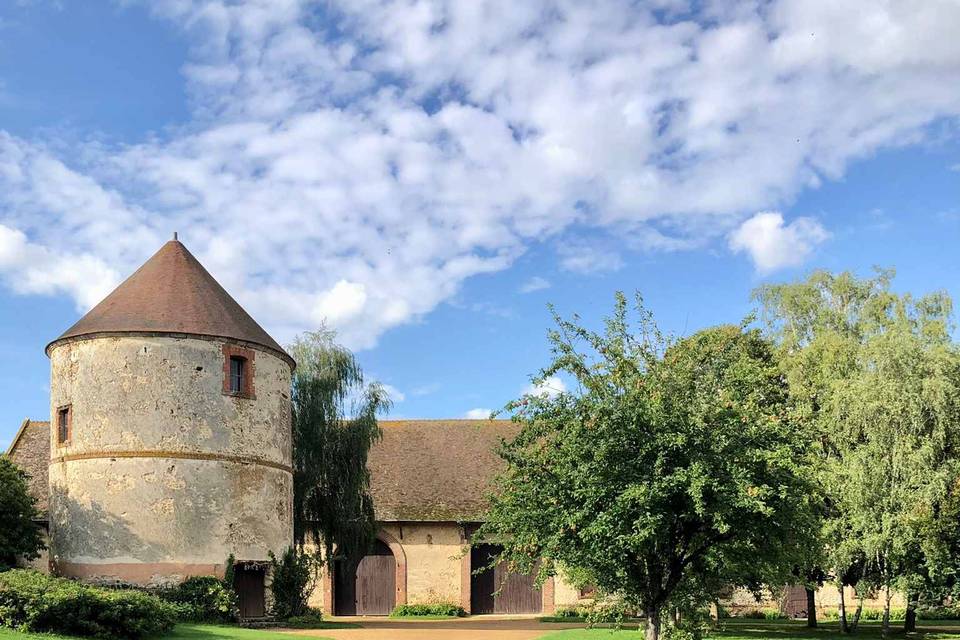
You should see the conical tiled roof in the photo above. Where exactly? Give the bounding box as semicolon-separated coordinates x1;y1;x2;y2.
47;239;293;366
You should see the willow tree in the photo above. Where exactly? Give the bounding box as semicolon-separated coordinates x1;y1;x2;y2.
289;329;391;563
480;294;817;640
756;269;960;635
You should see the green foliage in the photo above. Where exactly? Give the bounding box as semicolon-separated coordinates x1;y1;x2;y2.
156;576;238;623
917;605;960;620
388;603;466;617
0;457;45;570
738;609;786;620
268;547;319;620
756;269;960;632
554;606;592;619
289;329;391;562
821;608;906;622
478;293;818;640
0;570;177;639
282;608;325;627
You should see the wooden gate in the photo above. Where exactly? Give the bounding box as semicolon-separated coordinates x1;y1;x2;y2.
335;540;396;615
471;544;542;614
234;566;265;619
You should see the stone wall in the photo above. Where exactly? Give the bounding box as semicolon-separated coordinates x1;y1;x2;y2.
308;522;579;615
48;335;293;586
723;584;906;616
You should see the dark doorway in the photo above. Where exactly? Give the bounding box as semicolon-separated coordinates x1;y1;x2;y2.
233;565;266;619
470;544;542;614
334;539;396;615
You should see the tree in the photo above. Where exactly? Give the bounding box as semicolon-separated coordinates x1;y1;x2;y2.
0;456;45;570
289;329;391;564
756;269;960;635
479;294;817;640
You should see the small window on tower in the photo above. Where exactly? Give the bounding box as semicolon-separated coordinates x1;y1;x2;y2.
222;345;255;398
57;405;72;445
229;356;246;395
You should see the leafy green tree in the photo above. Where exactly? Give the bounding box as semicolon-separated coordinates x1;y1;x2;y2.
756;269;960;635
289;329;391;564
0;456;46;570
479;294;817;640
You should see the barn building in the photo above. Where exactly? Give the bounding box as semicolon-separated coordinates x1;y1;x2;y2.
6;236;584;617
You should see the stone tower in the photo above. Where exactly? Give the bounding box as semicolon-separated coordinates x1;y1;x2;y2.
45;238;294;596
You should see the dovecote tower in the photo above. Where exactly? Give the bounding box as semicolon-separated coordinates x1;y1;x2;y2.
45;238;293;609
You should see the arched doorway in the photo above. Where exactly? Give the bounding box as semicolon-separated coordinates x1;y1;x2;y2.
334;539;397;615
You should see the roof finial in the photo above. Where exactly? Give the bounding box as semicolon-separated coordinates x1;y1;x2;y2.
173;231;179;241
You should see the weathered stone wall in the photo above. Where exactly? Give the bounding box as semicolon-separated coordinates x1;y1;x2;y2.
723;584;906;616
382;522;462;605
307;522;579;615
48;335;293;586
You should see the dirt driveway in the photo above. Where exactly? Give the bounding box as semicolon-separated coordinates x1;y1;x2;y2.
283;617;583;640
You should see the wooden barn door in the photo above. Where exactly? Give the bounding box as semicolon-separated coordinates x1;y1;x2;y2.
234;566;266;619
335;540;396;616
471;544;542;614
782;585;809;619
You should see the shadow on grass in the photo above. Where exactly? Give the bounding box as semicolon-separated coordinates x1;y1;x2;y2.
542;620;960;640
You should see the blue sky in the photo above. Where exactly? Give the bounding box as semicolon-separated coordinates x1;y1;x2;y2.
1;1;959;448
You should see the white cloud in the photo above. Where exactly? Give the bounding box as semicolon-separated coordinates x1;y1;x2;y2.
410;382;440;397
558;243;624;275
381;383;405;403
523;375;567;398
464;408;492;419
519;276;551;293
950;163;960;172
729;211;830;273
0;1;958;346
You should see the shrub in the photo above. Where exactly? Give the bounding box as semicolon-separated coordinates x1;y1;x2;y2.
284;607;325;627
0;570;177;639
587;600;632;625
919;605;960;620
738;608;785;620
389;603;466;617
156;575;238;623
269;548;320;620
553;605;591;619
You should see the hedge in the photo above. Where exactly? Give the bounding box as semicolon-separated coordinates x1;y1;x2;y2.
0;570;177;639
389;603;466;617
153;575;238;623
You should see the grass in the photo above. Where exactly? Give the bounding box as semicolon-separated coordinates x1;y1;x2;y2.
0;624;335;640
539;619;960;640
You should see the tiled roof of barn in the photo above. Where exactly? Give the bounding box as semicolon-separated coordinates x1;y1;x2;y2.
46;239;292;367
5;419;50;515
7;418;518;523
369;419;519;522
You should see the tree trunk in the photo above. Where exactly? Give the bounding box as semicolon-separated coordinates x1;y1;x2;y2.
882;582;892;637
840;585;849;633
806;587;817;628
646;607;661;640
850;594;864;633
905;593;917;633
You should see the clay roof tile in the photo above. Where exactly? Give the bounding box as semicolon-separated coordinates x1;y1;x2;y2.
46;240;292;366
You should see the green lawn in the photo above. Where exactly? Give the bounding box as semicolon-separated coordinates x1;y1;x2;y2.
539;620;960;640
0;624;333;640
